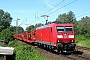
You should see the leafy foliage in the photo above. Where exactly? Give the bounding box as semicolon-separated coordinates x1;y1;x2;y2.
0;28;14;44
76;16;90;36
9;26;24;33
17;26;24;33
26;25;35;31
0;9;12;32
8;40;47;60
76;35;90;48
56;11;76;24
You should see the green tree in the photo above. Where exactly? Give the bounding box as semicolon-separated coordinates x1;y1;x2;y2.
77;16;90;35
56;11;76;24
17;26;24;33
35;23;43;28
67;11;76;23
56;13;67;23
0;9;12;32
0;28;14;44
9;26;24;33
26;25;35;32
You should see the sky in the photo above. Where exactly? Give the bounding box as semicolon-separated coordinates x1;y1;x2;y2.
0;0;90;30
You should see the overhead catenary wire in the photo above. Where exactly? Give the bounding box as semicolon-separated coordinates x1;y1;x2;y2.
38;0;65;20
41;0;77;17
76;13;90;18
19;18;27;26
44;8;90;22
47;0;77;15
29;0;54;17
44;0;65;14
75;8;90;18
27;0;90;27
27;0;77;26
36;0;54;14
21;0;54;27
13;0;90;30
36;0;77;22
34;0;54;22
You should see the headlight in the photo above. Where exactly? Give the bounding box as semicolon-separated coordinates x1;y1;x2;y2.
69;35;74;38
70;40;74;43
57;35;63;38
57;40;61;43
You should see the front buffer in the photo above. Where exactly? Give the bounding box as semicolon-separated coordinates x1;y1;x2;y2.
57;43;76;53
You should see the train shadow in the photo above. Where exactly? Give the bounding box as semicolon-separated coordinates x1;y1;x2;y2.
72;50;83;55
60;50;83;55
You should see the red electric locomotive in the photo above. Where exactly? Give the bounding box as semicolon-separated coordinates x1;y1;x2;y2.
14;23;76;53
35;23;76;53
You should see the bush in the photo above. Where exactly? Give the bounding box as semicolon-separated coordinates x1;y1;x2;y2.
85;33;90;38
75;35;86;43
76;35;90;48
0;28;14;44
8;40;47;60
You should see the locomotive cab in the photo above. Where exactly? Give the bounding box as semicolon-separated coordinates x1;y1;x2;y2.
56;24;76;53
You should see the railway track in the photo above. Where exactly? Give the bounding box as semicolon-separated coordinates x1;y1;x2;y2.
65;54;90;60
18;40;90;60
61;46;90;60
34;45;90;60
76;46;90;50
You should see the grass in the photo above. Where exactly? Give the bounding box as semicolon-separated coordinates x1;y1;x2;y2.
76;35;90;48
8;40;47;60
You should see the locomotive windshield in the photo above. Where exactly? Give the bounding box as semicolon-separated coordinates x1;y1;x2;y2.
65;26;72;32
56;26;72;32
56;26;64;32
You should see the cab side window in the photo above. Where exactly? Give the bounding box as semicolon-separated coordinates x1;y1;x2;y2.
33;33;36;39
28;34;31;40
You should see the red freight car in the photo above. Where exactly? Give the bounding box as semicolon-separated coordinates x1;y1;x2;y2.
14;33;24;40
26;31;35;43
14;31;35;43
35;23;76;53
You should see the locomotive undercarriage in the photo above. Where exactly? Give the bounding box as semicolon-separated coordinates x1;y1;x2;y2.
35;42;76;54
57;43;76;53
